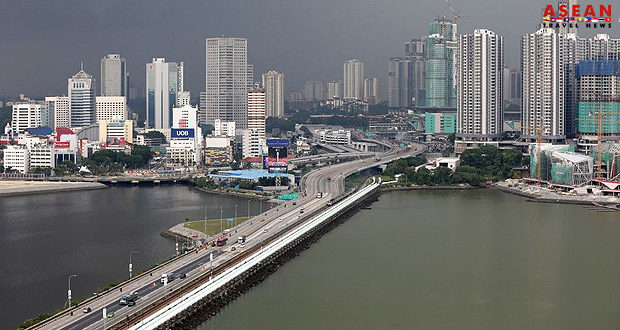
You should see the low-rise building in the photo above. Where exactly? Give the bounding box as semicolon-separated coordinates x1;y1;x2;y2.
3;145;30;173
204;137;232;165
29;145;55;169
425;112;456;134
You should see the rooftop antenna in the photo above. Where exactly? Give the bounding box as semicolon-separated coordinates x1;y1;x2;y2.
80;61;84;71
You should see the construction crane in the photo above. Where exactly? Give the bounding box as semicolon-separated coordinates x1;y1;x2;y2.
445;0;464;23
582;104;620;180
517;123;545;184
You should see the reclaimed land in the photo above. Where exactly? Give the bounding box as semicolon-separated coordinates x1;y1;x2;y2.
0;180;106;197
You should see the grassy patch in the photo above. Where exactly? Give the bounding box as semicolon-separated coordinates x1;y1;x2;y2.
184;217;251;236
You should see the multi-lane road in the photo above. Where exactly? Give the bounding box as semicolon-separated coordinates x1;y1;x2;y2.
31;142;424;330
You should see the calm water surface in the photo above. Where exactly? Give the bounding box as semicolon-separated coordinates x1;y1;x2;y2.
0;185;267;329
197;190;620;330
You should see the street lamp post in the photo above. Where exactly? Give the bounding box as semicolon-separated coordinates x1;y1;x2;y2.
220;204;223;233
247;199;250;219
68;274;77;307
234;204;238;226
129;250;139;279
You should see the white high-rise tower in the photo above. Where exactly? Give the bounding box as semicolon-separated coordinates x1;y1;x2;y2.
456;29;504;149
262;71;284;117
343;59;364;100
68;64;96;128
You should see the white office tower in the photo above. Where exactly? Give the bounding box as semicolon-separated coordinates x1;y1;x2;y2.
205;38;252;128
343;59;364;100
100;54;128;97
364;78;379;105
456;29;504;144
172;104;198;129
11;103;44;132
262;71;284;117
214;119;236;137
95;96;126;121
146;58;183;129
177;91;191;107
45;96;70;128
248;85;266;141
168;105;203;166
327;81;344;99
68;66;96;128
388;57;411;108
521;28;575;142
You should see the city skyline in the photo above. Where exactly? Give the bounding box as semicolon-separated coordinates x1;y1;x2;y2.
3;0;617;98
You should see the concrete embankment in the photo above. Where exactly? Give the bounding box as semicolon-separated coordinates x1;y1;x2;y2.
194;187;271;200
382;185;480;191
494;182;620;205
158;190;381;329
0;181;107;197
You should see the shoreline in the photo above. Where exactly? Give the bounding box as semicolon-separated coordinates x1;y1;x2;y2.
194;186;272;200
381;185;480;191
0;181;107;197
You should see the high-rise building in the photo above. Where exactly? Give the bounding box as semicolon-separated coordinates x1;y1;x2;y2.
68;66;96;128
146;58;183;129
204;38;252;128
456;29;504;152
11;103;44;132
576;60;620;141
510;69;522;102
343;59;364;100
45;96;70;128
503;67;511;106
405;39;426;106
95;96;126;121
327;81;344;99
521;28;574;142
100;54;128;97
424;18;457;108
304;81;325;100
248;85;266;142
262;71;284;117
364;78;379;105
388;58;411;108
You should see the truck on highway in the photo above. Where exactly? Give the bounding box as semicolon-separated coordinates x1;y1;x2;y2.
160;273;175;284
119;292;139;305
237;235;247;244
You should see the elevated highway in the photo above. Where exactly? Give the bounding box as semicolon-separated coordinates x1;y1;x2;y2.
29;143;425;330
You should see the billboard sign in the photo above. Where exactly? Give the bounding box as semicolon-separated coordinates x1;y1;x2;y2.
171;128;195;139
266;138;290;147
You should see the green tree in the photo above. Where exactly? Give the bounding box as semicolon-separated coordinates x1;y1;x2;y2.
143;131;167;144
431;167;453;185
414;167;432;185
55;160;78;176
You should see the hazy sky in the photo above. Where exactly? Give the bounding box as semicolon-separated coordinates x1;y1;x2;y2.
1;0;618;98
